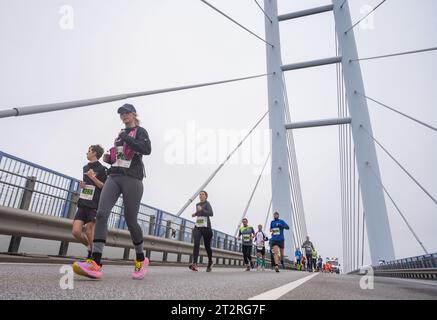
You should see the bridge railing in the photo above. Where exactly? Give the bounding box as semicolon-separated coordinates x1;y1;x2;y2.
349;253;437;280
0;152;78;218
0;151;279;264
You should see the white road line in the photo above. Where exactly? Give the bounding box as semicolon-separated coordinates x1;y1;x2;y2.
248;273;319;300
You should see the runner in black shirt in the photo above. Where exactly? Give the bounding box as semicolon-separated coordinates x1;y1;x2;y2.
189;191;214;272
72;145;107;259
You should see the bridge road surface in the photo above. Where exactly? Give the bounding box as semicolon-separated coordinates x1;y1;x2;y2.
0;264;436;300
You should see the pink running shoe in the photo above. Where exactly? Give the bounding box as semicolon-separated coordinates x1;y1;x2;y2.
73;259;102;279
132;257;149;280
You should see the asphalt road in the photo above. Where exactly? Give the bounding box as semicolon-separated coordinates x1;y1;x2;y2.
0;263;436;300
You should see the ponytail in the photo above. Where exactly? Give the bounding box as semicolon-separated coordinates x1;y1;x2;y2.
133;113;140;126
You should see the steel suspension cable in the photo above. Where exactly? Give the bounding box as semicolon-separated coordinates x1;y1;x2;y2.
177;109;269;216
234;151;271;236
360;126;437;205
344;0;387;34
200;0;274;47
355;91;437;132
368;165;429;254
0;73;272;118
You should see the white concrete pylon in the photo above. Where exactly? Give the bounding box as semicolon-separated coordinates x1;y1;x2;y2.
332;0;395;264
264;0;296;251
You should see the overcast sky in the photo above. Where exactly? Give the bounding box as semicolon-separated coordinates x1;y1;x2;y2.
1;0;436;267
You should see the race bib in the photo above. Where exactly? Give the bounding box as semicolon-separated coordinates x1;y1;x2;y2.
272;227;280;236
79;185;95;201
242;234;251;242
113;146;132;168
195;217;207;228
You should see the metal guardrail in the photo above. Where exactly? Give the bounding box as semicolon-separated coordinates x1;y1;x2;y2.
0;205;247;265
349;253;437;280
0;151;286;266
371;268;437;280
0;151;257;258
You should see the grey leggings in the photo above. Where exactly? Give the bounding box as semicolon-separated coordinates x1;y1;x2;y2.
93;175;144;255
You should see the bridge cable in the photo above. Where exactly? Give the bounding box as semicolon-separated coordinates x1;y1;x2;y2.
199;0;274;47
342;55;353;272
351;146;355;271
177;109;269;217
263;170;281;232
355;91;437;132
282;71;307;240
337;35;348;271
234;151;271;237
288;195;299;251
284;141;303;247
282;72;306;245
253;0;273;24
283;129;302;244
340;0;348;9
361;210;365;266
354;149;360;268
360;126;437;205
287;169;303;248
284;130;304;246
289;140;307;243
351;147;357;270
342;46;357;272
263;197;273;233
367;165;429;254
350;46;437;62
345;119;350;271
347;114;353;272
344;0;387;34
354;148;360;269
357;180;364;266
0;73;272;119
284;135;303;246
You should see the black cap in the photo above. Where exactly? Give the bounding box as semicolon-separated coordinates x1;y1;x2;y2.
117;103;136;114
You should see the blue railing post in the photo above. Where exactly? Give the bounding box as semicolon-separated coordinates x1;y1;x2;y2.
177;220;186;263
61;178;78;218
58;188;79;256
155;210;163;237
8;176;36;253
212;230;218;248
432;254;437;268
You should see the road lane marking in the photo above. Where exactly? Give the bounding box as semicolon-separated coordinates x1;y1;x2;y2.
248;273;319;300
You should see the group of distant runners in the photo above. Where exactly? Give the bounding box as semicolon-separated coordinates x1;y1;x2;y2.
232;212;290;273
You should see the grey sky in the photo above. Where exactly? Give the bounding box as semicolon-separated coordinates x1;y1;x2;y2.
0;0;436;267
